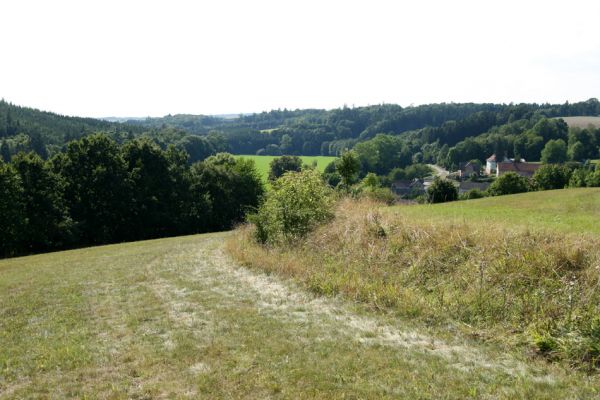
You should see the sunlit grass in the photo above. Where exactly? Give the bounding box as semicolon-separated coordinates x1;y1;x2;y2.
233;155;337;182
387;188;600;235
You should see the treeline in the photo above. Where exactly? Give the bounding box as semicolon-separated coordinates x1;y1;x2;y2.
0;100;230;164
132;99;600;157
5;98;599;165
0;134;263;258
439;116;600;170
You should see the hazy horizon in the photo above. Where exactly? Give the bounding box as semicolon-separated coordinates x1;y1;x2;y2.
2;0;599;118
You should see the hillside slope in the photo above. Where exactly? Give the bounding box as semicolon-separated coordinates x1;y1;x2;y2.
1;233;597;398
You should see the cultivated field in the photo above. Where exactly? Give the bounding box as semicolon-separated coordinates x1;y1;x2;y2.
233;155;336;182
560;116;600;128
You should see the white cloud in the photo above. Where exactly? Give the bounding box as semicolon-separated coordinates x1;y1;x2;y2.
1;0;599;117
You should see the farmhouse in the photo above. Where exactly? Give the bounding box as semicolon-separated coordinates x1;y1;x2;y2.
496;161;541;178
458;161;479;179
485;154;506;175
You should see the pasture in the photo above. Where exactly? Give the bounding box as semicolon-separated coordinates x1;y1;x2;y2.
387;187;600;235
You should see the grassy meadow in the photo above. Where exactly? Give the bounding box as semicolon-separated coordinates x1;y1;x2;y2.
233;155;336;182
3;187;600;397
6;232;599;398
229;189;600;376
387;187;600;235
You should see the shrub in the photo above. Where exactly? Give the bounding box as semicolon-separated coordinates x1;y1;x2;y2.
250;169;334;244
268;155;302;181
533;164;572;190
459;188;486;200
427;177;458;203
362;187;396;205
487;172;530;196
586;169;600;187
569;169;588;188
336;150;360;187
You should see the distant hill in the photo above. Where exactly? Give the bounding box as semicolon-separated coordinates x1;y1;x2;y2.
2;98;600;166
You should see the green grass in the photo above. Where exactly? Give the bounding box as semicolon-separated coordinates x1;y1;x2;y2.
230;189;600;380
3;230;599;397
387;188;600;235
234;155;337;182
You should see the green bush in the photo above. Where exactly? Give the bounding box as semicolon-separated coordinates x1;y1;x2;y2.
459;188;486;200
427;177;458;203
487;172;530;196
533;164;572;190
251;169;334;244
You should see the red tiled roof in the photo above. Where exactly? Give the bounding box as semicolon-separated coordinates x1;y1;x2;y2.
486;154;496;162
497;162;541;173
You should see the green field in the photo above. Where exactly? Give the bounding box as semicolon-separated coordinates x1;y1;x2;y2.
387;187;600;235
233;155;337;181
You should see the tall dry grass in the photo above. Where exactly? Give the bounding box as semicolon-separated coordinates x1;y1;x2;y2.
227;198;600;369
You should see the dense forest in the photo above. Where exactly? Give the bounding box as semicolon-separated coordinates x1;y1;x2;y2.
0;134;263;258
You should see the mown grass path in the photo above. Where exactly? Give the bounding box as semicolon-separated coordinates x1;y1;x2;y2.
1;233;598;398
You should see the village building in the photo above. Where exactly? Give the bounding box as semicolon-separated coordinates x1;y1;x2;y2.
485;154;504;175
458;161;479;179
496;161;541;178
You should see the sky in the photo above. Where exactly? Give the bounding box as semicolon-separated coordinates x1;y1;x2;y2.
1;0;600;118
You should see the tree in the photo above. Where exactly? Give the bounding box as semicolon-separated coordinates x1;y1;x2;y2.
427;177;458;203
52;133;131;245
268;155;302;181
1;140;10;162
191;153;264;231
279;134;293;154
568;128;597;159
264;144;282;156
0;162;26;257
250;169;333;244
487;172;530;196
11;152;71;252
28;132;48;159
121;139;183;240
568;141;586;161
336;150;360;187
178;135;215;164
541;139;568;164
532;164;572;190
